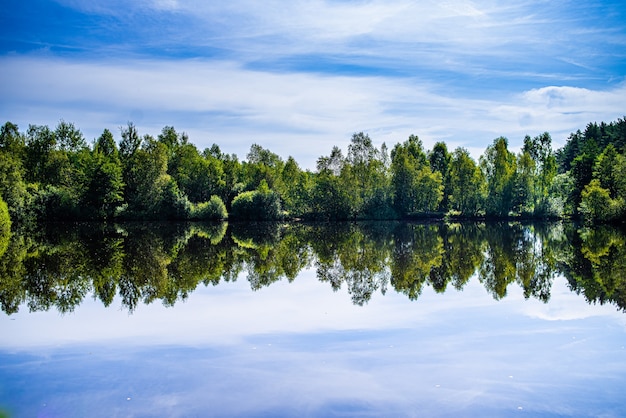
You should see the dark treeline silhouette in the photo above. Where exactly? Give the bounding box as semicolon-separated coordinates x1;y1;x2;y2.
1;118;625;225
1;221;625;314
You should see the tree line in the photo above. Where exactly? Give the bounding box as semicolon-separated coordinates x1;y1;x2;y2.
0;117;625;224
1;221;624;314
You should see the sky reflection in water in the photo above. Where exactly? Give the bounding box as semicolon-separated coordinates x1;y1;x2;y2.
1;222;626;417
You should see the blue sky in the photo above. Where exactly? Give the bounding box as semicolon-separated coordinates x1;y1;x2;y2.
1;0;625;167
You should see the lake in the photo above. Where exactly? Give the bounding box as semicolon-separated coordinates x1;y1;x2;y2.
1;221;625;417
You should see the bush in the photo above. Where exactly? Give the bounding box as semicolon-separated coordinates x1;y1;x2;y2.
578;179;619;222
230;183;282;221
32;185;80;221
362;189;397;220
191;195;228;220
160;180;192;220
0;196;11;256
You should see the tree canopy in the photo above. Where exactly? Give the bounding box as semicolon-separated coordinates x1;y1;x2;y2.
1;117;625;225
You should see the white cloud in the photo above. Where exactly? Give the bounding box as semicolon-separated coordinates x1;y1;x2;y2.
1;55;624;167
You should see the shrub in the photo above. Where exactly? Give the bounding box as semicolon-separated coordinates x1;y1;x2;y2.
191;195;228;220
230;182;282;221
32;185;80;221
579;179;615;222
0;197;11;236
160;179;192;220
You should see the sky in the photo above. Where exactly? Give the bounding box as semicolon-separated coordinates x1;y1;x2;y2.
1;0;625;168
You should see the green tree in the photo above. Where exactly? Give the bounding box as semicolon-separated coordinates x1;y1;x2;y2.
159;178;192;220
449;148;485;216
83;129;124;219
120;128;173;219
0;155;30;222
548;173;575;217
513;151;535;215
94;128;119;159
84;153;125;219
429;142;452;211
480;137;517;217
243;144;284;190
169;143;225;203
523;132;557;214
206;145;243;208
0;121;26;158
24;124;56;184
55;120;86;152
157;125;188;160
569;138;600;214
593;144;621;199
0;195;10;236
230;180;282;220
343;132;391;218
278;156;313;217
119;122;142;162
579;179;613;222
311;171;353;220
313;147;353;220
391;135;443;216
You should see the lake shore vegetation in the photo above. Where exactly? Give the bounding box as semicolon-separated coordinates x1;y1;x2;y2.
1;117;625;225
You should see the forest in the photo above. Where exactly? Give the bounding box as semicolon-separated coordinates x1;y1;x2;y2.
0;117;625;225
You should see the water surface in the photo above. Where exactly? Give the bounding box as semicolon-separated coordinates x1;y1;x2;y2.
1;222;625;417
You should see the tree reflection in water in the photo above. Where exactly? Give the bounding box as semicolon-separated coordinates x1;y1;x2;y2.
1;221;625;314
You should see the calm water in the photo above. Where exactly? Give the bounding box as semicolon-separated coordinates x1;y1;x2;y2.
1;221;625;417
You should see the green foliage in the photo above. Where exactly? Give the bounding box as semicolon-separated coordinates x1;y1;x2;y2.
579;179;619;222
0;151;30;221
429;142;452;211
311;171;353;220
94;128;119;158
546;173;575;217
523;132;557;214
593;144;623;199
513;151;535;215
244;143;284;190
570;143;599;213
158;125;188;160
1;121;25;158
32;185;81;221
449;148;485;216
480;137;517;217
83;150;124;219
0;117;624;224
169;143;226;203
344;132;391;218
278;156;313;217
55;120;86;152
391;135;443;216
557;118;626;172
159;179;192;220
231;180;282;220
119;122;142;161
191;195;228;220
120;135;172;219
0;195;11;238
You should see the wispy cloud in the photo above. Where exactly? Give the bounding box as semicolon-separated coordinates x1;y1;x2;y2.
1;0;625;166
2;54;624;167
